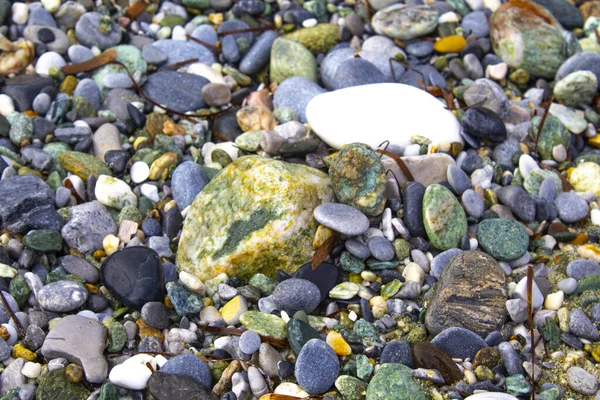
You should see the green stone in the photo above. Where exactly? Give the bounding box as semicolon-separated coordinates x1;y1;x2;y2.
8;113;33;146
166;282;204;316
533;115;570;161
355;354;373;380
446;0;470;15
10;275;31;307
422;184;467;250
335;375;367;400
538;388;560;400
281;24;339;53
352;319;378;341
138;196;155;216
248;273;277;296
106;321;127;353
405;325;427;343
273;107;298;123
340;251;365;273
270;38;317;83
43;142;71;176
117;205;142;224
154;134;183;162
372;4;439;40
554;71;597;107
160;14;186;28
36;368;91;400
572;274;600;296
393;239;410;260
381;279;402;299
287;317;321;355
239;311;287;340
0;263;16;278
477;219;529;261
366;363;428;400
0;145;23;165
523;168;562;196
59;151;113;180
575;153;600;166
366;260;398;270
97;382;119;400
23;229;63;252
211;149;232;168
235;130;262;152
71;97;96;119
329;143;386;217
330;282;360;300
92;45;147;92
540;316;561;350
177;156;333;282
505;374;531;396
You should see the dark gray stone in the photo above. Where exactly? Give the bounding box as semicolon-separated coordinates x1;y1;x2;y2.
295;339;339;394
534;0;583;29
569;309;599;341
367;236;395;261
141;301;172;330
239;31;278;76
272;278;321;314
431;327;487;359
403;181;427;237
171;161;209;211
380;340;413;367
498;185;536;222
59;255;100;283
554;192;589;223
142;71;209;113
461;11;489;37
160;354;212;389
61;202;117;254
332;58;387;90
272;77;325;123
152;39;215;66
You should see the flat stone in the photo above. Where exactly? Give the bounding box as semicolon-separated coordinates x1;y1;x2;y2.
37;281;88;313
142;71;209;113
313;203;370;236
147;373;217;400
61;201;117;254
75;12;122;50
425;251;507;336
41;315;108;383
272;278;321;315
477;219;529;261
160;354;212;389
292;262;340;302
273;77;324;123
171;161;209;211
307;83;462;150
372;4;439;40
430;327;488;359
152;39;215;66
413;342;463;384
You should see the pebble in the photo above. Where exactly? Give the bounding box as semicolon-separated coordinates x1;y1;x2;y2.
272;278;321;314
567;259;600;280
314;203;369;236
566;366;598;395
37;280;88;312
295;339;339;394
554;192;589;223
160;354;212;388
568;309;600;341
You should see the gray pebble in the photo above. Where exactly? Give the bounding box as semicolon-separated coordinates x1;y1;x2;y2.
447;165;470;195
32;93;51;115
141;302;172;330
67;44;93;64
142;44;167;65
461;189;484;218
313;203;369;236
430;248;462;279
569;309;599;341
554;192;588;223
567;259;600;280
367;236;395;261
272;278;321;314
239;330;261;354
344;239;370;260
37;281;88;312
567;366;598;395
557;277;578;295
538;177;556;202
498;341;524;376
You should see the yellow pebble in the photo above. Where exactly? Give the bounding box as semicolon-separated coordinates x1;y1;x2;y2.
102;234;120;256
208;13;223;25
221;295;248;325
326;331;352;356
313;225;335;248
589;134;600;149
133;136;148;151
149;152;178;181
585;343;600;363
60;75;78;95
434;35;467;53
12;344;36;361
163;120;185;136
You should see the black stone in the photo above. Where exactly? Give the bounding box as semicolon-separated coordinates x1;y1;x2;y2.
533;0;582;29
32;117;55;141
127;103;146;128
104;150;130;174
292;262;339;302
403;181;427;238
86;294;110;312
380;340;413;367
212;107;243;141
0;74;54;112
37;28;55;43
100;246;165;310
462;106;507;142
413;342;463;384
0;175;62;234
147;373;220;400
162;207;183;239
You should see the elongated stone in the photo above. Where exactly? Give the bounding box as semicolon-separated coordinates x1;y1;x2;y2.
422;184;467;250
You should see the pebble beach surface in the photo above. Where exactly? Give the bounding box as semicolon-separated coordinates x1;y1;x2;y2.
0;0;598;399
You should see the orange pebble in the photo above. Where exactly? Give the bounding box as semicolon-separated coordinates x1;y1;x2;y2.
434;35;467;53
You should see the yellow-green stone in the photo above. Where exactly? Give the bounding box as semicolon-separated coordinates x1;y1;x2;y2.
422;184;467;250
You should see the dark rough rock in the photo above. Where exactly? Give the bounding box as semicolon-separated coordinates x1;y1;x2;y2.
292;262;340;302
425;251;507;337
403;181;427;238
147;373;218;400
1;74;54;112
430;327;488;359
142;71;210;113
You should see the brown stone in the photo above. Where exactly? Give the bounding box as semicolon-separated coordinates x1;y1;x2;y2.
425;251;508;337
413;342;463;384
236;105;277;132
473;347;502;370
580;1;600;19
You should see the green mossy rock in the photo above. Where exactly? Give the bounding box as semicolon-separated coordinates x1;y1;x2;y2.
533;114;570;161
176;156;334;281
422;184;467;250
59;151;113;180
477;219;529;261
270;38;317;83
282;24;339;53
366;363;428;400
36;368;91;400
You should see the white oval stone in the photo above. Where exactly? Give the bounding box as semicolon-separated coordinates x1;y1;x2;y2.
35;52;66;76
11;3;28;25
0;95;15;116
306;83;462;150
41;0;61;12
518;153;539;178
130;161;150;184
592;208;600;225
108;355;154;390
95;175;137;210
140;183;160;202
21;362;42;379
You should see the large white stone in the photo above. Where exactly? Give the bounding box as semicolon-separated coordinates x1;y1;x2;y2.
306;83;462;150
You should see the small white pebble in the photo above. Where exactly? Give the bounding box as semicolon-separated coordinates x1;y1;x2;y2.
552;144;567;163
0;95;15;116
41;0;61;12
591;209;600;225
302;18;318;28
348;310;358;321
366;227;384;238
438;11;459;23
140;183;160;202
544;291;564;311
130;161;150;184
172;25;187;41
485;62;508;81
21;362;42;379
403;144;421;157
585;123;597;138
280;310;290;323
518;154;539;178
11;3;28;25
103;234;120;256
464;369;477;384
469;238;478;251
179;271;206;295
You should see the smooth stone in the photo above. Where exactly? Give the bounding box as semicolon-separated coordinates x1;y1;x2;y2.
320;48;355;90
73;78;101;110
498;185;536;223
190;25;218;46
372;4;439;40
92;123;121;162
0;174;62;234
75;12;122;50
142;71;209;113
380;341;413;367
533;0;583;28
177;157;334;281
272;278;321;314
306;83;462;150
332;58;387;90
555;52;600;90
422;184;467;250
431;327;488;359
273;77;324;123
477;219;529;261
567;259;600;280
313;203;370;236
37;281;88;312
160;354;212;389
240;30;278;76
295;339;339;394
61;201;117;254
287;317;320;356
239;330;261;354
447;165;470;195
413;342;463;384
270;38;317;83
240;311;287;340
101;247;165;310
461;189;485;218
147;373;217;400
292;262;340;302
171;161;209;211
24;26;68;54
41;315;108;383
68;44;94;64
461;106;507;142
568;309;599;341
426;251;507;336
152;39;215;66
566;366;598;395
366;363;427;400
0;74;54;112
368;237;395;261
554;192;589;223
108;355;154;390
553;71;597;107
142;44;167;66
462;11;490;37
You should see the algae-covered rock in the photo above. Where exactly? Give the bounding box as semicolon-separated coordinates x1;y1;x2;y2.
366;363;427;400
59;151;113;180
533;114;570;161
270;38;317;83
422;184;467;250
282;24;339;53
176;156;334;281
489;0;571;79
36;368;91;400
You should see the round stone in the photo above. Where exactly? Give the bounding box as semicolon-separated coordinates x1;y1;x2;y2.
554;192;589;223
272;278;321;315
567;259;600;280
461;106;507;143
239;330;261;354
295;339;339;394
566;367;598;395
160;354;212;389
476;218;529;261
37;281;88;312
372;4;439;40
313;203;370;236
367;236;395;261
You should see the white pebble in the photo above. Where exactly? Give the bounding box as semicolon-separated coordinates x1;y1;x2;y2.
403;144;421;157
141;183;160;202
540;235;556;250
470;165;494;189
95;175;137;210
544;291;564;311
464;369;477;384
35;52;66;76
0;95;15;116
403;262;425;285
41;0;61;12
11;3;28;25
21;362;42;379
485;62;508;81
591;209;600;225
130;161;150;184
438;11;459;23
585;123;597;138
391;218;409;239
552;144;567;163
302;18;318;28
469;238;478;251
518;153;539;178
179;271;206;295
103;234;120;256
381;208;394;241
172;25;187;41
108;354;155;390
366;227;384;238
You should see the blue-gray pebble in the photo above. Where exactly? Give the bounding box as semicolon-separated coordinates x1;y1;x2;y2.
567;259;600;280
171;161;209;211
272;278;321;314
160;354;212;388
554;192;588;223
313;203;369;236
295;338;339;394
367;236;395;261
431;327;487;359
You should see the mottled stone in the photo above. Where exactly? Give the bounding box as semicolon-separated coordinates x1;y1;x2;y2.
413;342;463;384
425;251;508;336
477;219;529;261
270;38;317;83
177;156;334;282
281;24;339;53
534;115;570;161
372;4;439;40
366;363;427;400
422;184;467;250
